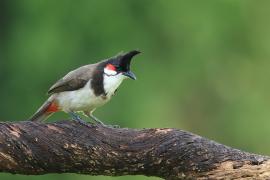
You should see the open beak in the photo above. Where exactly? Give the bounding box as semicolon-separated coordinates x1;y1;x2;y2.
123;71;136;80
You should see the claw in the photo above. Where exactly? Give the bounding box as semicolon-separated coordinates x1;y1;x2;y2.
98;123;120;128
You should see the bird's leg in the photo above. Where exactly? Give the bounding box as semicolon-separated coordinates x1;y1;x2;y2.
69;112;92;127
84;111;120;128
89;114;106;126
90;114;120;128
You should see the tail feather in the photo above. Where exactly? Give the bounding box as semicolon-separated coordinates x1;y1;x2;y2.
29;97;57;122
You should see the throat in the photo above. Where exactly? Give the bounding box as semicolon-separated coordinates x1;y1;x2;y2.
103;74;125;97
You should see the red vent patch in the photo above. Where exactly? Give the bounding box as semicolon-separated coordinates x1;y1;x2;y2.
46;102;59;113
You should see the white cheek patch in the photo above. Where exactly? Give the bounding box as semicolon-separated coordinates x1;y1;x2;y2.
104;68;117;76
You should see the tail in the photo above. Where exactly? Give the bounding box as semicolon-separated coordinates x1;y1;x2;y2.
29;96;59;122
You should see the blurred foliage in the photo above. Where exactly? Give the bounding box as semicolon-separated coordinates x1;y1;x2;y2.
1;0;270;179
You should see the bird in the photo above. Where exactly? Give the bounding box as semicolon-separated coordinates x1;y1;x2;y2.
28;50;141;127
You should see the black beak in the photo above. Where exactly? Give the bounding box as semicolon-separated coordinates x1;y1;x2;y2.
123;71;136;80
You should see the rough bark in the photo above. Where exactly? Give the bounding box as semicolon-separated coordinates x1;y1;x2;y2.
0;121;269;179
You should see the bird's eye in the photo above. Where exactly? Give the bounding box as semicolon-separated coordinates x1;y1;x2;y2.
116;66;122;71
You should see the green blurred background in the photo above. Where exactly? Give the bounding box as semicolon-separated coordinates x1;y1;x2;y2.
1;0;270;179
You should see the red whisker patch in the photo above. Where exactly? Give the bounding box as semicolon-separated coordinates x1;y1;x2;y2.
106;64;116;71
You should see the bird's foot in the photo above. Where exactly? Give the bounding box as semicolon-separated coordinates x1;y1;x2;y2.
77;119;93;127
69;112;93;127
101;124;120;128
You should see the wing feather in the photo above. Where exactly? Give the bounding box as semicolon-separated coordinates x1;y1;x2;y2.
47;64;97;95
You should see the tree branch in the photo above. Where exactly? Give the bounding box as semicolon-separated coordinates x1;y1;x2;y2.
0;121;269;179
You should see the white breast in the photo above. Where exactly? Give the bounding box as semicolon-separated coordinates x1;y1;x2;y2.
55;74;126;113
56;81;106;112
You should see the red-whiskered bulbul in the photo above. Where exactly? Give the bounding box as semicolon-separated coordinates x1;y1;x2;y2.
29;50;140;126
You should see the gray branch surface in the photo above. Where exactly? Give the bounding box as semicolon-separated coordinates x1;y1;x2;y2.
0;121;269;179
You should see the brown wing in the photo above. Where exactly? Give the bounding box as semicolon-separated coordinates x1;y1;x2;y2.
48;64;97;95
